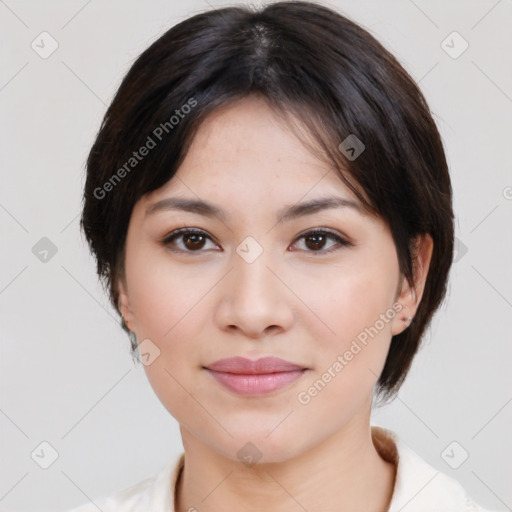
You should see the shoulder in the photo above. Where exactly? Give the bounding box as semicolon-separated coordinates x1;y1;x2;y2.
373;426;499;512
62;454;184;512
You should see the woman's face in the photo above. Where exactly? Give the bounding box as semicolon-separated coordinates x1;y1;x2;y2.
118;96;418;462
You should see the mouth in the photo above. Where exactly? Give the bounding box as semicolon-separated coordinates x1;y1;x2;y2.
203;356;309;396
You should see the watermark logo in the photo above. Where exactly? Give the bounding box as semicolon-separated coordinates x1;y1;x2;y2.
441;441;469;469
31;441;59;469
135;338;161;366
32;237;58;263
236;236;264;264
31;31;59;59
441;31;469;59
338;134;365;161
453;237;468;263
237;442;263;467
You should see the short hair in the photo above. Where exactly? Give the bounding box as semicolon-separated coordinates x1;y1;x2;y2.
80;0;454;402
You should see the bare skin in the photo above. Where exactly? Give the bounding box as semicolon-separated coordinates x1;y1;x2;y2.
118;96;433;512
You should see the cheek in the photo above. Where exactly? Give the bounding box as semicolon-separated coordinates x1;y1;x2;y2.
126;247;214;339
293;274;394;422
130;265;210;419
300;263;396;343
292;260;397;396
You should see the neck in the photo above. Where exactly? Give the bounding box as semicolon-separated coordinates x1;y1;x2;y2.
175;413;396;512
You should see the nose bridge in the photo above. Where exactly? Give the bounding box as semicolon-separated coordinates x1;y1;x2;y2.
217;234;293;336
232;234;278;302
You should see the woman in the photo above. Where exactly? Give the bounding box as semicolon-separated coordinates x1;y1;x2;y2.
68;1;495;511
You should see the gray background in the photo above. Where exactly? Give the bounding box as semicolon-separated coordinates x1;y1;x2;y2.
1;0;511;511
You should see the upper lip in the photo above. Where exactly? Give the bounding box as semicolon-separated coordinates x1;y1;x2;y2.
205;356;305;374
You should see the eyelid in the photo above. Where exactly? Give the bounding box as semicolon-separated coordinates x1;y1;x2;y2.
294;227;348;241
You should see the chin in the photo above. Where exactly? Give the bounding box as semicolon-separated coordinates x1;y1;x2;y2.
221;425;310;465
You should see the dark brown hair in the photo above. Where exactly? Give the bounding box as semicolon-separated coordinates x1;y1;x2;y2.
80;0;454;402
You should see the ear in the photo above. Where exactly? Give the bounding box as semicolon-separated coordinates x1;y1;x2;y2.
117;277;136;332
391;234;434;336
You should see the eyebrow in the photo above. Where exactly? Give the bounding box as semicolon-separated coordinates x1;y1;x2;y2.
145;195;366;223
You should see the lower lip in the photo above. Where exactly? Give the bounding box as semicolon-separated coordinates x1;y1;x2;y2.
206;369;307;396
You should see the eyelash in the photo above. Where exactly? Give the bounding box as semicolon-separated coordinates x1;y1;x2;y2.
160;227;352;256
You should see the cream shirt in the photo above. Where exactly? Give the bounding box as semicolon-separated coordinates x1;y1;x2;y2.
65;426;497;512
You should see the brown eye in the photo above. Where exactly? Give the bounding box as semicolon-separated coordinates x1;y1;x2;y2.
182;233;206;250
162;228;217;253
292;229;351;255
304;232;328;251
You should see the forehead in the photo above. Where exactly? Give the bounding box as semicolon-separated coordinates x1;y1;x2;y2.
146;96;360;206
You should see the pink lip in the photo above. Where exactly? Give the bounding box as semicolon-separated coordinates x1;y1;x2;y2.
205;357;307;396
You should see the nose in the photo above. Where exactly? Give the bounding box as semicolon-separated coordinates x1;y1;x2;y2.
214;246;294;339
